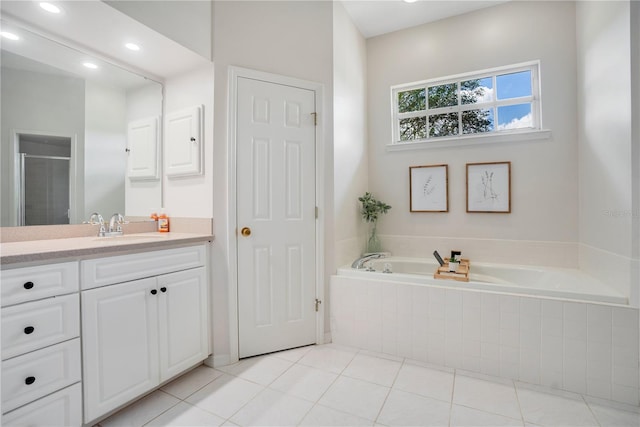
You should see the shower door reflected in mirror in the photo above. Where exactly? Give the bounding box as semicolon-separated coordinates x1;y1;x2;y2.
17;133;72;226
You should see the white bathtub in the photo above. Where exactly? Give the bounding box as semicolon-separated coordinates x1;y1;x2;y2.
338;257;627;305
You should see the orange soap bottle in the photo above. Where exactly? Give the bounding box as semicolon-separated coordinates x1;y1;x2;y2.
157;211;170;232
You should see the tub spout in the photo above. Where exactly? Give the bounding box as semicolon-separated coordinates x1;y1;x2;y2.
351;253;386;269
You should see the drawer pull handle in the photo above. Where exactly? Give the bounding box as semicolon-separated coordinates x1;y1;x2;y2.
24;326;35;335
23;282;34;290
25;376;36;385
150;289;158;295
160;287;167;293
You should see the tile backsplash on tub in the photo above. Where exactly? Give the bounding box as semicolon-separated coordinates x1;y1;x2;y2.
379;235;579;268
330;275;640;405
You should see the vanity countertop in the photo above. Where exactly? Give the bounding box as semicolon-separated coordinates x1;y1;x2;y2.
0;232;213;266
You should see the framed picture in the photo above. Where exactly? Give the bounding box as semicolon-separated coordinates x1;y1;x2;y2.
409;164;448;212
466;161;511;213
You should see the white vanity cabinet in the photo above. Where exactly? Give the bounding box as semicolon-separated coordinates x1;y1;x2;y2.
80;245;208;423
0;261;82;426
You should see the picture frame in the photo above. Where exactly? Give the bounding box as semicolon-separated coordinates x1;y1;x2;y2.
409;164;448;212
466;161;511;213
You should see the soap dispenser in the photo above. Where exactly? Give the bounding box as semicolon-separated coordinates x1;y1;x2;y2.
157;210;170;232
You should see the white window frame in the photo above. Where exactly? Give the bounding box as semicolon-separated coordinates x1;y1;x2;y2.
389;60;550;150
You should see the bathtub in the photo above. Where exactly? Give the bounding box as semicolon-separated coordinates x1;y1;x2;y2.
338;257;627;305
330;256;640;405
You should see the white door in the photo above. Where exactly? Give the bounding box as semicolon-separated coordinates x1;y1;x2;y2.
237;77;317;358
81;278;159;422
158;267;208;381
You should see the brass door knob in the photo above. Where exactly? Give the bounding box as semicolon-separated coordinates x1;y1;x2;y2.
241;227;251;237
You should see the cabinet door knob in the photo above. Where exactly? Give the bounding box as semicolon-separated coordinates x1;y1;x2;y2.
150;289;158;295
160;287;167;293
24;326;35;335
23;281;34;290
25;376;36;385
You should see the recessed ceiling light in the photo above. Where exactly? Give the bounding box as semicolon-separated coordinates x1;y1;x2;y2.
125;42;141;51
1;31;20;41
39;2;61;13
403;0;418;3
83;62;98;69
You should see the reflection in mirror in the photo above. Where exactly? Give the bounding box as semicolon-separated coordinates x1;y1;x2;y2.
0;20;163;226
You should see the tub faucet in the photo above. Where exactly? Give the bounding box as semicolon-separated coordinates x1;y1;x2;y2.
351;253;386;269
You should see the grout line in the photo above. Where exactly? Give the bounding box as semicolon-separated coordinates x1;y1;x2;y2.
138;390;182;427
372;357;406;425
582;394;603;427
448;369;457;427
512;379;527;427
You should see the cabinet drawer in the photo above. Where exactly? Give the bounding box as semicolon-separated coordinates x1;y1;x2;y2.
2;383;82;426
1;262;79;307
2;339;81;413
81;244;206;290
2;294;79;360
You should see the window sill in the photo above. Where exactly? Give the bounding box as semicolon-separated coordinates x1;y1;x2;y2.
386;129;552;151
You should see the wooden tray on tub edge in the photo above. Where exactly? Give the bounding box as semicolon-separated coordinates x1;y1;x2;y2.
434;259;470;282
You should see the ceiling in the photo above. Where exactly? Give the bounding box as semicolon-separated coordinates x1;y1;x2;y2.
341;0;510;39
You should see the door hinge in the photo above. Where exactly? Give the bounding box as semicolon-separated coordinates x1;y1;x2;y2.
311;112;317;126
315;206;319;219
315;298;322;312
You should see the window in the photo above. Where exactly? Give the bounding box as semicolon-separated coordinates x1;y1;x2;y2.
391;62;542;145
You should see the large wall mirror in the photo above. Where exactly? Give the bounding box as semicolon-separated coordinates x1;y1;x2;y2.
0;20;163;227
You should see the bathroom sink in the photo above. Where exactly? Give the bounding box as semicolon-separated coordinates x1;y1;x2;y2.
93;234;168;242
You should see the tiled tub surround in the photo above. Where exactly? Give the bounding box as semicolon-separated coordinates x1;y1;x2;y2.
330;275;640;405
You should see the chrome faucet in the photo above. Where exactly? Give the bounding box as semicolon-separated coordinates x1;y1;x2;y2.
88;212;106;237
351;253;386;270
107;213;125;236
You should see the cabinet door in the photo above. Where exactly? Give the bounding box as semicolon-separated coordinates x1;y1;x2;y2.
157;267;208;381
165;105;203;177
127;117;159;180
81;278;159;423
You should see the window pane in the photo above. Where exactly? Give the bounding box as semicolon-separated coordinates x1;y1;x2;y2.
428;83;457;109
497;104;532;130
398;89;426;113
496;70;531;99
399;117;427;141
461;77;493;105
462;109;494;134
429;113;458;137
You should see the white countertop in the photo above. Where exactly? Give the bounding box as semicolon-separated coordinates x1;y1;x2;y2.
0;232;213;265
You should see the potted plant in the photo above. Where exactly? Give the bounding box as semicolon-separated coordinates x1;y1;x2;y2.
358;192;391;254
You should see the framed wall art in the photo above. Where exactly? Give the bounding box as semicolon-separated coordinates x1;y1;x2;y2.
466;161;511;213
409;164;448;212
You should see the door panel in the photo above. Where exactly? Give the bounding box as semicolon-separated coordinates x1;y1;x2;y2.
237;77;316;358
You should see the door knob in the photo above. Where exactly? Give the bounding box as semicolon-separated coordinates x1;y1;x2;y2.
240;227;251;237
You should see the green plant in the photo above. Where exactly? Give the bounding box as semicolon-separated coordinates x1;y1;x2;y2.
358;192;391;223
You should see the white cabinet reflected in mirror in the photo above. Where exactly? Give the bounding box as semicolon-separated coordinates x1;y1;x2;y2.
0;20;163;226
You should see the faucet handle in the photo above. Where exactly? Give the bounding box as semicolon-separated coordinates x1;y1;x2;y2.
87;212;105;225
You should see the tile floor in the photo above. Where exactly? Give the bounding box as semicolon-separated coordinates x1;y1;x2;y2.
97;343;640;426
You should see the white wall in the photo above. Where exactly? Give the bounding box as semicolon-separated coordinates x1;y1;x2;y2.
104;0;213;60
333;2;369;268
333;2;368;266
84;81;127;219
577;1;634;301
366;1;579;266
0;67;85;226
163;64;215;218
125;82;163;217
211;0;334;362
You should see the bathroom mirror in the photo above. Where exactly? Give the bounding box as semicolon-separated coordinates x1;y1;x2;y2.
0;20;163;227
